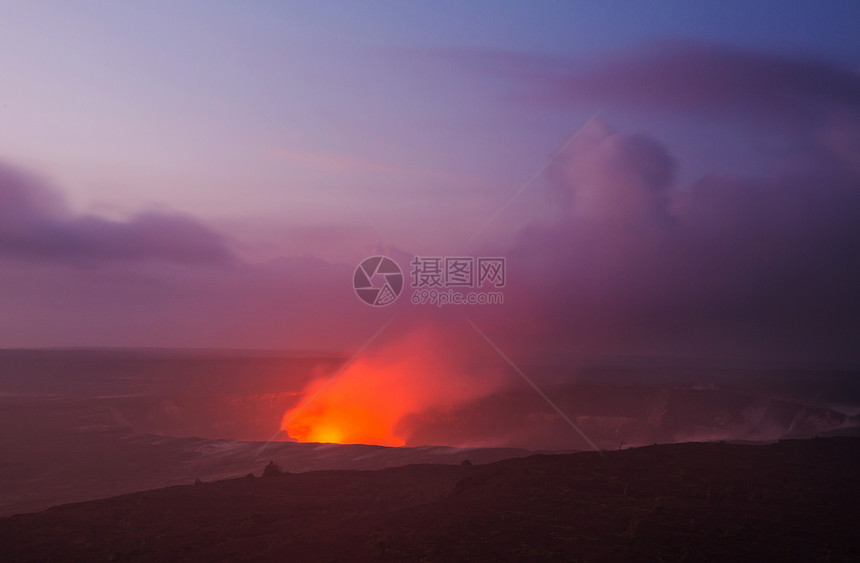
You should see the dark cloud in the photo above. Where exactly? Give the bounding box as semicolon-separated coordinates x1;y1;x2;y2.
0;159;388;351
539;41;860;127
0;162;232;264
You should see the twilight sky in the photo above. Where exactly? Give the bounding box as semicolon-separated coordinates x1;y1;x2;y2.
1;2;859;362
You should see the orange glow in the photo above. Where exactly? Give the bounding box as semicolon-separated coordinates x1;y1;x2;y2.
282;362;408;446
303;425;344;445
281;326;504;446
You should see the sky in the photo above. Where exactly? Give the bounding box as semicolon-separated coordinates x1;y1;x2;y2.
1;1;859;364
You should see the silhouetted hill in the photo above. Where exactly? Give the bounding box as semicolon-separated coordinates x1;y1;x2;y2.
1;437;858;561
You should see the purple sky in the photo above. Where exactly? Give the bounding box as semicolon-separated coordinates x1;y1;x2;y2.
1;2;859;363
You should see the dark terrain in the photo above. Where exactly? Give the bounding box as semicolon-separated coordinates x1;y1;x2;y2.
1;437;858;562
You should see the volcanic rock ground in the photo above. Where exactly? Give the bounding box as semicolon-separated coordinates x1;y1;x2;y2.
1;437;858;562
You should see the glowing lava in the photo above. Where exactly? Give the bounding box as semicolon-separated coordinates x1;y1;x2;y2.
280;326;504;446
281;360;408;446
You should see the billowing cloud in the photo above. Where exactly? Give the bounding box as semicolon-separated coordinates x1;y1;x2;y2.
483;118;860;362
0;162;232;264
425;43;860;363
547;119;675;222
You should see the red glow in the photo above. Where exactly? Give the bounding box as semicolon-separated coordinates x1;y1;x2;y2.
281;327;503;446
282;361;408;446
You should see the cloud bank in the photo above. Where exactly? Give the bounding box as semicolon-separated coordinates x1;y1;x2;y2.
0;162;232;264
